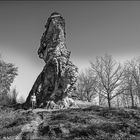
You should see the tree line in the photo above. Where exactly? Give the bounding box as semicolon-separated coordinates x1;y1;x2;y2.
74;54;140;108
1;53;140;109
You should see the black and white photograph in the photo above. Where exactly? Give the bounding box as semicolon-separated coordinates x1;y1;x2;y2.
1;1;140;140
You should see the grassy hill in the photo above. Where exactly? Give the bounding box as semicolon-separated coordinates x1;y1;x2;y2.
1;104;140;140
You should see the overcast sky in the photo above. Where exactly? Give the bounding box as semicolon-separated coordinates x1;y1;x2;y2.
1;1;140;100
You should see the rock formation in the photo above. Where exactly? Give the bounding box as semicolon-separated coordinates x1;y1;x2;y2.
23;12;78;109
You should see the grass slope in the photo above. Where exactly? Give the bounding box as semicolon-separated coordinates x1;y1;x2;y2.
1;105;140;140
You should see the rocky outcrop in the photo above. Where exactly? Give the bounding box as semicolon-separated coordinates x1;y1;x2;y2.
23;12;78;109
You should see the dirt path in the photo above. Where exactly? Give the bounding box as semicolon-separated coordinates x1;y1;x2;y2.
15;110;44;140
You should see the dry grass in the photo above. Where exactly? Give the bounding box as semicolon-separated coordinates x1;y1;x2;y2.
1;105;140;140
35;106;140;140
0;106;35;139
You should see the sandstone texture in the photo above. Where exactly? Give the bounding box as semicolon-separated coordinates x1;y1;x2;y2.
24;12;78;109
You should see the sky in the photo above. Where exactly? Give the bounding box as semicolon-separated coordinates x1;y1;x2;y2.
0;1;140;101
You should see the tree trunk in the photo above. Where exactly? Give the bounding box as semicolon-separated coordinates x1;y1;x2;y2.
107;92;111;108
130;91;134;108
108;99;111;108
137;86;140;105
98;92;101;106
116;96;120;108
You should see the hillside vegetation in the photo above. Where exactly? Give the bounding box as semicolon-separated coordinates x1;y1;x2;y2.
1;104;140;140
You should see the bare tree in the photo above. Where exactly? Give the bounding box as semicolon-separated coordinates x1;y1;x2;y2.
121;62;136;108
75;68;97;102
125;58;140;106
90;54;124;108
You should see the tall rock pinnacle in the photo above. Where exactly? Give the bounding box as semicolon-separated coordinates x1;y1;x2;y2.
24;12;78;109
